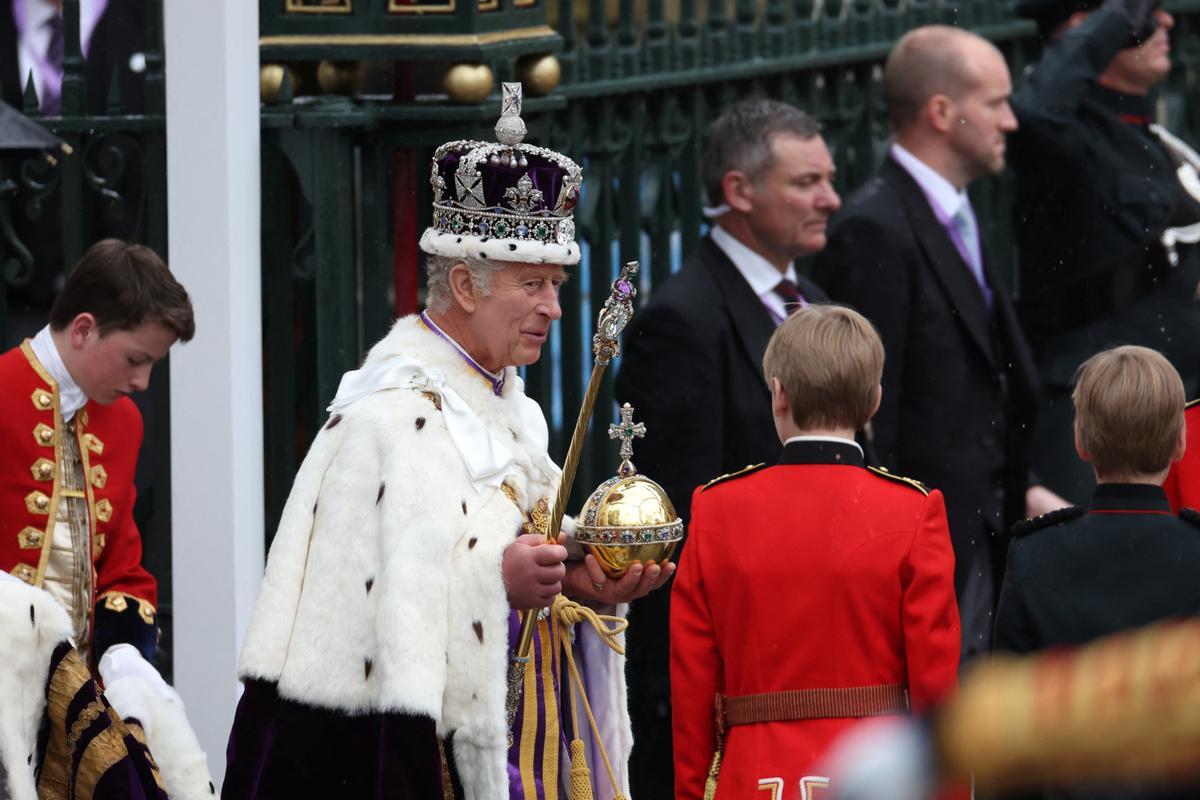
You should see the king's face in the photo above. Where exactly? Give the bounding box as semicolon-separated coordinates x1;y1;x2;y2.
469;262;568;371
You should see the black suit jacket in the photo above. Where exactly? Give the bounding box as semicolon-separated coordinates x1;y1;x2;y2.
813;156;1039;640
617;234;828;525
613;233;827;797
0;0;145;114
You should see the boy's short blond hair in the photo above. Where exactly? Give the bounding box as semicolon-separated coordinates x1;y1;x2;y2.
1072;345;1185;476
762;305;884;431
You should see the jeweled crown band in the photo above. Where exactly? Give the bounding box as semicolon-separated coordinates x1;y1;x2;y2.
431;204;576;247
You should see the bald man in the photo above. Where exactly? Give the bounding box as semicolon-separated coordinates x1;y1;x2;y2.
814;27;1063;660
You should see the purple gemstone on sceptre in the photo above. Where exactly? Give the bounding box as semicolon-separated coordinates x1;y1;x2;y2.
616;279;632;297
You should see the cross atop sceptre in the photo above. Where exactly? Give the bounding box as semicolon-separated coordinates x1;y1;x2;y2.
609;403;646;474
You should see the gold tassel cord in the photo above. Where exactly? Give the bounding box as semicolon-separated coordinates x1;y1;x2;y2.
551;594;629;800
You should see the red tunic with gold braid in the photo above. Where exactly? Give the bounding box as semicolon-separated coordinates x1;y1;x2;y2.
671;439;961;800
0;341;157;662
1164;400;1200;513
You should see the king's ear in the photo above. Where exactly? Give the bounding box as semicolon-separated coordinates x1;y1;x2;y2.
448;261;478;313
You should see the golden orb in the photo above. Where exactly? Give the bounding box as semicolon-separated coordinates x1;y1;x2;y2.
576;473;683;579
317;59;365;96
515;54;562;96
575;404;682;579
443;62;495;104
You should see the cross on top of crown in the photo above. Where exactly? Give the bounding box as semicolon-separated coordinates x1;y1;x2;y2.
609;403;646;473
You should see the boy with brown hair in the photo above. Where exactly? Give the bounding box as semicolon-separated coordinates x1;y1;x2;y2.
671;304;961;800
995;345;1200;795
0;238;194;666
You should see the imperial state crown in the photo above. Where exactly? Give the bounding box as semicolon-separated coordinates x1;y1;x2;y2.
420;81;582;266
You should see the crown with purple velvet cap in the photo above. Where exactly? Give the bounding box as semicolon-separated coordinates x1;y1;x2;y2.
419;82;583;266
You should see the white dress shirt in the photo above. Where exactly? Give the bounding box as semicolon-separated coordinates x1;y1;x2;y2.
710;224;799;325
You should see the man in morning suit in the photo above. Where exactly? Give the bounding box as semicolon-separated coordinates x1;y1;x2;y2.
1008;0;1200;504
615;97;840;796
672;305;961;800
995;344;1200;800
813;27;1063;660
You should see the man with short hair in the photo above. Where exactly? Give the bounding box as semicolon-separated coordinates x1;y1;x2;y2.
615;98;839;794
994;344;1200;799
814;26;1057;659
225;87;670;799
671;305;960;800
1008;0;1200;504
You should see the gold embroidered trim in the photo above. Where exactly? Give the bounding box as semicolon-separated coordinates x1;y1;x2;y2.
501;481;520;507
419;389;443;411
100;592;157;624
19;340;55;385
866;466;931;496
525;497;550;537
31;387;53;410
17;345;64;595
31;457;55;481
94;532;107;557
702;463;767;491
82;433;104;455
18;527;43;549
11;563;36;583
34;422;54;447
91;464;108;489
80;410;89;426
25;490;51;514
67;699;105;753
95;498;113;523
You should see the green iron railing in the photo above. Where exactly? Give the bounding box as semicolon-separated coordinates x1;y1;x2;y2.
255;1;1200;540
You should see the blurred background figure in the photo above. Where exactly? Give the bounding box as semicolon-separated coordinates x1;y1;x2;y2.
825;617;1200;800
1;0;146;116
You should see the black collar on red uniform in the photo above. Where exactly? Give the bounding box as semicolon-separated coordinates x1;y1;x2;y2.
1089;482;1172;515
778;439;864;467
1087;84;1153;126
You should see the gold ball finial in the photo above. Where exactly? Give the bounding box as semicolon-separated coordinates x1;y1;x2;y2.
443;62;495;104
515;54;562;96
260;64;297;104
317;59;365;96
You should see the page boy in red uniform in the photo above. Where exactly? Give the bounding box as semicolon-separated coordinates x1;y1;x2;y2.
0;239;194;667
671;304;961;800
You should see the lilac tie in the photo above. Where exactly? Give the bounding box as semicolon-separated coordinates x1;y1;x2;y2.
950;206;992;308
41;13;64;115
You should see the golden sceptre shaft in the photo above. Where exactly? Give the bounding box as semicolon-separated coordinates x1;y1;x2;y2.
505;260;640;742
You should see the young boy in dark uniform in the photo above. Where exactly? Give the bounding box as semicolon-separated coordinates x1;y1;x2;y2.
993;346;1200;784
670;305;961;800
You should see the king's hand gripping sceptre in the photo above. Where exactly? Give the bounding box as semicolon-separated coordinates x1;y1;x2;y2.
504;260;640;742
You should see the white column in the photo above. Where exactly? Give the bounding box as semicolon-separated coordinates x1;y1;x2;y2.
164;0;262;788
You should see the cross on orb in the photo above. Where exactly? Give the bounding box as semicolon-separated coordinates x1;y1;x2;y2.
608;403;646;463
